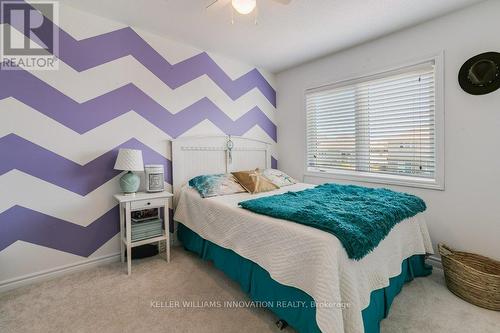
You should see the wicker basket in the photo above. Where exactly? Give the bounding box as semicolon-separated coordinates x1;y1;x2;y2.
438;244;500;311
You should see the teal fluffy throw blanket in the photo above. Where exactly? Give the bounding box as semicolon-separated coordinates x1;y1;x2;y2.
239;183;426;260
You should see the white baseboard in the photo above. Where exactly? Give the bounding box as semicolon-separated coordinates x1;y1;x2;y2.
426;254;442;270
0;252;120;294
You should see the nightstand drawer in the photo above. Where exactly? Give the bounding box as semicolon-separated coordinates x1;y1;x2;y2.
130;198;166;210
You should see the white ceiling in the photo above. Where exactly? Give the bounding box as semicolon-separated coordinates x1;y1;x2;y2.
60;0;484;73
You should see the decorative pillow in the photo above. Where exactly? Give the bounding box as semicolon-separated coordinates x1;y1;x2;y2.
260;168;297;188
232;169;278;194
188;174;246;198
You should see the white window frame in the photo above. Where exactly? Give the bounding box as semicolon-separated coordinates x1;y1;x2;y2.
303;53;445;190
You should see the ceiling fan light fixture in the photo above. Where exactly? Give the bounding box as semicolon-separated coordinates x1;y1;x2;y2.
232;0;257;15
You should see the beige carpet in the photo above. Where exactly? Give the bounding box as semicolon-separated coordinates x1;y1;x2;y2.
1;247;499;333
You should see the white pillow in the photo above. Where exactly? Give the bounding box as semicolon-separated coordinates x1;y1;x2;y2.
261;169;297;188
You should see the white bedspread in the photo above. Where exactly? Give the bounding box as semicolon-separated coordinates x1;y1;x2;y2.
174;183;433;333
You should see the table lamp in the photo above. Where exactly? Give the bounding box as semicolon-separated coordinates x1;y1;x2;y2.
114;148;144;195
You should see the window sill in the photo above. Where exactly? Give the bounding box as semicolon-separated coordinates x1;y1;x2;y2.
304;169;444;191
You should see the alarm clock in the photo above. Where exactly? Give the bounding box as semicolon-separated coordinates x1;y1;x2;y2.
144;164;164;192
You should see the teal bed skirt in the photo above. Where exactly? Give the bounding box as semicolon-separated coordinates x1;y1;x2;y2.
178;223;432;333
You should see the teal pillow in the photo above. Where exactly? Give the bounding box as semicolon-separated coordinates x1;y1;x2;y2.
189;174;246;198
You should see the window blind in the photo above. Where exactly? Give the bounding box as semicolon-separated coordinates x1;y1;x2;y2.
306;61;436;180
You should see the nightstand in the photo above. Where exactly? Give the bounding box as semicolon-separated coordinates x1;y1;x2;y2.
114;191;173;275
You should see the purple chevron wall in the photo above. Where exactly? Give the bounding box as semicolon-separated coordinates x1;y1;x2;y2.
0;135;173;195
0;0;277;281
0;71;276;139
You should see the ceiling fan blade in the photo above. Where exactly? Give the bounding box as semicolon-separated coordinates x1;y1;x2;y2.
206;0;219;9
271;0;292;4
206;0;231;9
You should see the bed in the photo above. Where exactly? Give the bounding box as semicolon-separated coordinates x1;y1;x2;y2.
172;136;433;333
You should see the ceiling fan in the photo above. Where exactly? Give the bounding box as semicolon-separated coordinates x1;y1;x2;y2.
207;0;291;16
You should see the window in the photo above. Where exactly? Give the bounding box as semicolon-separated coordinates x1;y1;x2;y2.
306;59;444;189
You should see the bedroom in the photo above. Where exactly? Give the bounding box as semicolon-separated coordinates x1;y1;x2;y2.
0;0;499;332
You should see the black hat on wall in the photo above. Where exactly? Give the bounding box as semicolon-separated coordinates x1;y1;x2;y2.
458;52;500;95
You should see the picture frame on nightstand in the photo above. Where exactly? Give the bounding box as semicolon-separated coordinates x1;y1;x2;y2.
145;164;165;192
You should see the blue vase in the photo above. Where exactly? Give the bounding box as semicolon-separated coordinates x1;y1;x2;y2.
120;171;140;194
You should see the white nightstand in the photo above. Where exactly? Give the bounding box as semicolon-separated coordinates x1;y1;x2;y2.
114;191;173;275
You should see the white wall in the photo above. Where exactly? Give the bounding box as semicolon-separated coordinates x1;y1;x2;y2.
276;0;500;261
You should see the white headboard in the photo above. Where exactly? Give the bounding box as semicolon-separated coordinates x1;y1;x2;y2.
171;136;271;196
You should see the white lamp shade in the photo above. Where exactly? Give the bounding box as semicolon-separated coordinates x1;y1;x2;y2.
114;149;144;171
